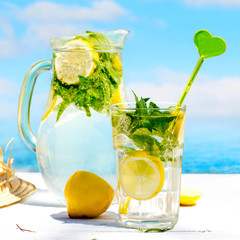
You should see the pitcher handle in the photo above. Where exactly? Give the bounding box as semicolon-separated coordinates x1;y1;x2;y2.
18;60;52;152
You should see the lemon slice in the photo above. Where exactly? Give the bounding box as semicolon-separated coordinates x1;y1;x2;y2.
112;56;122;71
111;86;122;105
41;87;62;121
173;113;185;140
111;80;126;105
41;97;57;122
119;151;165;200
41;88;56;121
54;39;99;84
110;56;124;105
180;188;202;206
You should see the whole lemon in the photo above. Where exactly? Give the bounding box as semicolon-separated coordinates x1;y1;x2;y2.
64;171;115;218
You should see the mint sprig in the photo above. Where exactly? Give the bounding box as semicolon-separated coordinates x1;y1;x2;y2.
112;92;180;159
52;31;122;121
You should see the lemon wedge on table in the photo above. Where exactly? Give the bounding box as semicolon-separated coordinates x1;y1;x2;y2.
180;188;202;206
119;151;165;200
54;39;99;85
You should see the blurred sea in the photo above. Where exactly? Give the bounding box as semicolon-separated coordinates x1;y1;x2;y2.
0;118;239;173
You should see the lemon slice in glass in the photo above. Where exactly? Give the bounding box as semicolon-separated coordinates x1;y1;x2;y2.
173;113;185;140
119;151;165;200
54;39;99;85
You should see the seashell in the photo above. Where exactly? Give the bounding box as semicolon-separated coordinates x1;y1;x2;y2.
0;138;36;208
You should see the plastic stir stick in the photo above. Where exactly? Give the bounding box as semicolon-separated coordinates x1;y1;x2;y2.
177;29;226;107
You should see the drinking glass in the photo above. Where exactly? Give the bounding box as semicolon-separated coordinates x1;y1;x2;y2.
111;102;186;230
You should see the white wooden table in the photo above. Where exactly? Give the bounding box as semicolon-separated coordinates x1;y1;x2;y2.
1;173;240;240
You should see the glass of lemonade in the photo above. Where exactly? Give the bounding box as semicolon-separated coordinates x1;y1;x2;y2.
111;99;186;230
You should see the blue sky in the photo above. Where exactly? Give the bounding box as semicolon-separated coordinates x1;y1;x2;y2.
0;0;240;171
1;0;240;120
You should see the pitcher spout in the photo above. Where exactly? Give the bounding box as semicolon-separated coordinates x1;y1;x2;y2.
106;29;130;49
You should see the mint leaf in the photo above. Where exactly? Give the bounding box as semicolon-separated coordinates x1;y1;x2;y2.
56;101;70;121
112;91;181;159
138;97;148;115
132;90;139;103
119;146;136;155
129;134;162;156
132;91;149;115
152;115;177;135
132;128;152;135
86;31;112;48
52;32;122;121
149;102;159;109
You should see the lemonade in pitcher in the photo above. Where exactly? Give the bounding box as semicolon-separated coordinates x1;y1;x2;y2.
18;30;129;202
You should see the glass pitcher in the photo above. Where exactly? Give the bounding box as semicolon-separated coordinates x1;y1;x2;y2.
18;30;129;203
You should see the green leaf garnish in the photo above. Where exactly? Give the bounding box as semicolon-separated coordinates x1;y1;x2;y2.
52;32;122;121
112;92;181;158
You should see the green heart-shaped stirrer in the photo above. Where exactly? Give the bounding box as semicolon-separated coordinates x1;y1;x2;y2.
177;29;226;107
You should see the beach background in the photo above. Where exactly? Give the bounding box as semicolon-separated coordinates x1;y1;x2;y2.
0;0;239;173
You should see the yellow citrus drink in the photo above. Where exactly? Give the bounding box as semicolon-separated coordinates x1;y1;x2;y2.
111;100;186;230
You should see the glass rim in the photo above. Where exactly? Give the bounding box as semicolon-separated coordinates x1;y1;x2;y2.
110;102;186;111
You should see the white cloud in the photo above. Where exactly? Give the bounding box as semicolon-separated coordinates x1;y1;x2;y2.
0;78;17;96
15;0;127;21
0;101;16;120
0;77;49;121
21;22;83;51
180;0;240;7
0;78;18;120
140;0;240;7
0;1;128;57
0;18;18;57
16;1;127;22
0;17;14;37
126;67;240;118
0;39;17;57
